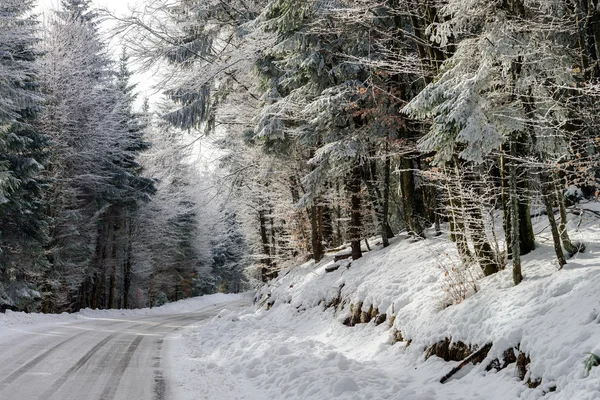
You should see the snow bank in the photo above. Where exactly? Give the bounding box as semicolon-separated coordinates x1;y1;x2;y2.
173;202;600;399
0;292;241;331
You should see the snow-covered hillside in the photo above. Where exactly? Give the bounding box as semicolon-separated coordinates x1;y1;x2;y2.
172;203;600;400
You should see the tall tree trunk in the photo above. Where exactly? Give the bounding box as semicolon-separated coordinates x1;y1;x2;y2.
500;150;512;258
322;204;334;246
362;159;386;239
92;218;110;309
447;183;472;264
270;214;276;260
371;157;395;239
258;208;272;282
465;199;499;276
289;175;312;254
541;174;566;268
554;177;580;256
348;162;363;260
335;182;343;247
381;154;392;247
108;216;119;309
510;139;523;285
123;218;133;309
400;157;424;238
310;204;324;262
516;166;536;255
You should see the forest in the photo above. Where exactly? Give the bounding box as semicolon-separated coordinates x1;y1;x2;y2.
2;0;600;313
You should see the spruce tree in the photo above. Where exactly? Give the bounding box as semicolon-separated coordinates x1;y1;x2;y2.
0;0;50;311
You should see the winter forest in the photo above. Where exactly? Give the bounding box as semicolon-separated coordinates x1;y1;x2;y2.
2;0;600;314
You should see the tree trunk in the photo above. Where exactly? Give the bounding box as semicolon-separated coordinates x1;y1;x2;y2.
123;219;133;309
400;157;424;238
465;199;499;276
108;217;119;309
554;178;580;256
446;169;472;263
258;208;272;281
541;174;566;269
510;140;523;285
322;204;334;246
381;154;392;247
500;150;512;258
348;162;363;260
310;204;324;262
335;182;343;247
92;218;110;309
270;214;276;260
516;169;536;255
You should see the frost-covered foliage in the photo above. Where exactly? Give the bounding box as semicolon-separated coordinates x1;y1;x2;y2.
107;0;599;295
211;209;249;293
404;1;575;165
131;108;220;305
22;0;156;312
0;0;50;311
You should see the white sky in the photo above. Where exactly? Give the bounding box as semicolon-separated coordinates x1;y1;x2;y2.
36;0;160;109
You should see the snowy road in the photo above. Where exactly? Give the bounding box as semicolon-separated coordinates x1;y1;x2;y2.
0;303;233;400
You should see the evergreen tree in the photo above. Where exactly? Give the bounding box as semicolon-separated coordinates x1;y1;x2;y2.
211;209;248;293
0;0;50;311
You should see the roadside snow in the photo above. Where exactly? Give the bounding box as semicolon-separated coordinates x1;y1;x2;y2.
171;203;600;399
0;292;241;332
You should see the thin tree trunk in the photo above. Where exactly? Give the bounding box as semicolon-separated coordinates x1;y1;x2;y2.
500;150;512;258
517;170;536;255
270;214;276;260
349;162;363;260
554;177;579;256
541;174;566;269
465;199;499;276
362;158;387;241
335;182;343;247
446;170;472;264
400;157;424;238
322;204;334;246
310;204;324;262
108;217;119;309
510;140;523;285
381;153;392;247
123;218;133;309
258;208;272;281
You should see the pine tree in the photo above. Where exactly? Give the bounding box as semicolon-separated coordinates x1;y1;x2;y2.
211;209;248;293
0;0;50;311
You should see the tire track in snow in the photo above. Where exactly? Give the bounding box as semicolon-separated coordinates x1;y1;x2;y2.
98;335;144;400
153;338;166;400
39;332;119;400
0;330;89;388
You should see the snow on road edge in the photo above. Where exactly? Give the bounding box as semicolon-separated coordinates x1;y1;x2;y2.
0;292;243;332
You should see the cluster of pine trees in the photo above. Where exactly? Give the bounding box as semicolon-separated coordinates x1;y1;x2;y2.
117;0;600;285
0;0;247;313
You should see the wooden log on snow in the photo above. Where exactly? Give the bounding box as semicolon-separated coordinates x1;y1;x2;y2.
439;343;493;384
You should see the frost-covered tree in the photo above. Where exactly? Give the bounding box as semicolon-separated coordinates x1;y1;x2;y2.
131;107;218;305
0;0;50;311
211;209;248;293
403;0;587;281
38;0;156;310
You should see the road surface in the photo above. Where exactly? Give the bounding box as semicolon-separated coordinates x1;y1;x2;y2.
0;304;232;400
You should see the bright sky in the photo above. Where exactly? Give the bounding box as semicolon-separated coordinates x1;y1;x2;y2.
36;0;160;109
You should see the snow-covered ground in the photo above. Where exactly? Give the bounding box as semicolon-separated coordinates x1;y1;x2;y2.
0;292;241;334
170;203;600;400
